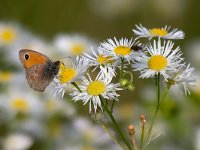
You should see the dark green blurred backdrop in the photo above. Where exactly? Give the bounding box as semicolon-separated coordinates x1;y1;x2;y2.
1;0;200;40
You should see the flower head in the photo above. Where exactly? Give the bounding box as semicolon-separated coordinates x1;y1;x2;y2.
70;69;121;113
0;23;18;45
133;24;185;40
52;57;89;97
168;64;196;95
3;134;33;150
83;47;116;77
3;90;44;117
99;37;140;63
54;34;95;57
132;39;183;80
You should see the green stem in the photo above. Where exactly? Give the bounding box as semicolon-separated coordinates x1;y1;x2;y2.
146;73;160;146
132;135;138;150
120;57;125;78
157;73;160;104
100;96;132;150
159;85;170;107
125;71;134;83
111;100;116;113
144;76;171;149
71;82;82;92
140;125;145;150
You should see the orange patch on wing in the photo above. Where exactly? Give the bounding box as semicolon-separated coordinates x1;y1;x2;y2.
24;52;48;68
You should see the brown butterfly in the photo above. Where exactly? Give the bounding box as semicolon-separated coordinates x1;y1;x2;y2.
19;49;60;92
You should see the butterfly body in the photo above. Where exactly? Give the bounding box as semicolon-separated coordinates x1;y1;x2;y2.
19;49;60;91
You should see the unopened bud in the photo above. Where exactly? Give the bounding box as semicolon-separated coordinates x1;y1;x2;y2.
140;114;147;127
128;125;135;136
119;78;129;87
127;83;135;91
166;79;175;85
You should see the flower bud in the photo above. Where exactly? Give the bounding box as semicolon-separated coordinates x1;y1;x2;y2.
119;78;129;87
127;83;135;91
128;125;135;136
140;114;147;127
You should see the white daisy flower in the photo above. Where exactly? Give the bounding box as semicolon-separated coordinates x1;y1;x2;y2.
70;69;121;113
3;133;33;150
54;34;96;57
0;22;20;46
0;22;31;64
44;96;76;117
83;47;116;77
132;39;183;80
2;90;44;118
168;64;196;95
99;37;140;63
51;57;89;97
133;24;185;40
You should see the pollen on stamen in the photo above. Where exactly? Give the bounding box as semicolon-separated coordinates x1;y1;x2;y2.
97;54;113;64
148;55;167;71
149;28;168;37
114;46;131;56
59;64;77;84
87;81;106;96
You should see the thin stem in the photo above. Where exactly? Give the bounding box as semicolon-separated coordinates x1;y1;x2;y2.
120;57;125;78
159;85;170;107
146;73;160;146
144;75;171;150
100;96;132;150
105;99;108;105
111;100;116;113
131;134;138;150
157;73;160;104
71;82;82;92
140;125;145;150
125;71;134;83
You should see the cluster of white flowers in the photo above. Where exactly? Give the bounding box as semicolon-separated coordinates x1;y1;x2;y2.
0;21;197;149
51;24;196;112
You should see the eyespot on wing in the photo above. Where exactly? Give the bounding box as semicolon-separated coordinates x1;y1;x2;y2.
19;49;50;68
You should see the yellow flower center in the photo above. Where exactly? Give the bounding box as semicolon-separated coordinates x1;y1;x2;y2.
87;81;106;96
114;46;131;56
11;98;29;112
149;28;168;37
71;43;85;55
0;72;12;82
148;55;167;71
59;63;77;84
0;27;17;43
97;54;113;64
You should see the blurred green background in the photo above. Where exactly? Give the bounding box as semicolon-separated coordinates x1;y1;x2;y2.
1;0;200;40
0;0;200;150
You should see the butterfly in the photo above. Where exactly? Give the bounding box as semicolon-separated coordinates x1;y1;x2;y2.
19;49;60;92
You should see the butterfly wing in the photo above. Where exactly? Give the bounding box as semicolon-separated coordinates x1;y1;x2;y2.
26;64;48;91
19;49;60;91
19;49;49;68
